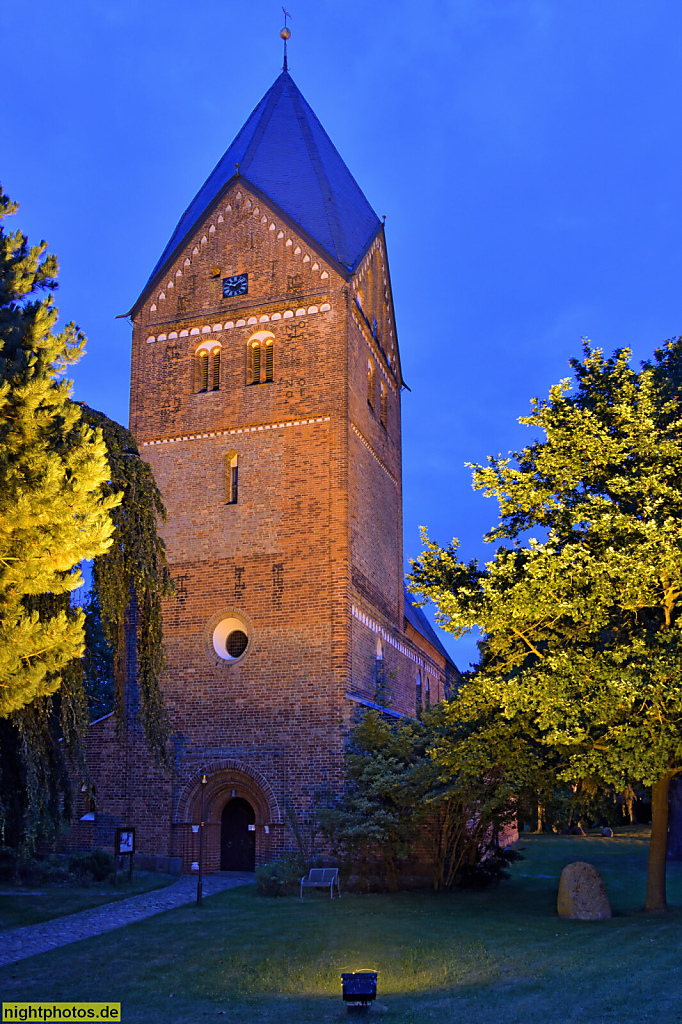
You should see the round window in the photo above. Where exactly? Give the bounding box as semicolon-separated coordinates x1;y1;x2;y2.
226;629;248;658
212;617;249;662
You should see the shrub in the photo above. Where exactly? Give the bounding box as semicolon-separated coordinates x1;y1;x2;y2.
255;852;305;897
457;846;522;889
68;849;114;883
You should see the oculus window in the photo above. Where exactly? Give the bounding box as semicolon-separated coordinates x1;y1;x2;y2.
212;616;249;663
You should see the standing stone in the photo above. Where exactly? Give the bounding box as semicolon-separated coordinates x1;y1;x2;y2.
557;862;612;920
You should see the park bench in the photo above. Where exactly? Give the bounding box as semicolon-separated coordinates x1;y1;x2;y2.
300;867;341;899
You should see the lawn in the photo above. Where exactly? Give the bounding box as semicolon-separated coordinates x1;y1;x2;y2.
0;873;176;930
1;830;682;1023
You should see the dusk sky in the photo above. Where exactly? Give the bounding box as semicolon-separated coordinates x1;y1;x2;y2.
5;1;682;668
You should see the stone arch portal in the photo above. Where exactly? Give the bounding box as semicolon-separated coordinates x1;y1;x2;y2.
174;759;281;873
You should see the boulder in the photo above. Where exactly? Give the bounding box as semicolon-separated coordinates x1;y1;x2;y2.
602;827;613;838
557;861;612;920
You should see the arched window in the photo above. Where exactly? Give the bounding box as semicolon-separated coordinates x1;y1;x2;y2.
367;359;375;408
80;783;96;821
425;676;431;708
195;343;222;393
247;331;275;385
416;670;422;714
265;339;274;382
211;347;221;391
248;340;261;384
380;381;387;427
226;451;238;504
376;636;383;662
198;350;209;392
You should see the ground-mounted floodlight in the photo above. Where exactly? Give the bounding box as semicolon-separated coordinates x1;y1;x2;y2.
341;971;378;1014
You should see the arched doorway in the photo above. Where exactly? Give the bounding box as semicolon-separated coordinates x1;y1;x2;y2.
220;797;255;870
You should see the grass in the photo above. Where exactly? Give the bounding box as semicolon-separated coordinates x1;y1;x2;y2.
0;873;177;929
2;830;682;1023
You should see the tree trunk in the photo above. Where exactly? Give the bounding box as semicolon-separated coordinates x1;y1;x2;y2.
645;773;672;913
537;802;544;833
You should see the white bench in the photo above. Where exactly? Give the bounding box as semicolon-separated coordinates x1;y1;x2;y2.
300;867;341;899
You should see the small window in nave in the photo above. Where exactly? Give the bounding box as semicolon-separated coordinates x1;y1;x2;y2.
367;360;375;408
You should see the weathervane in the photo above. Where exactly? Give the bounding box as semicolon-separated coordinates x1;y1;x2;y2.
281;7;292;71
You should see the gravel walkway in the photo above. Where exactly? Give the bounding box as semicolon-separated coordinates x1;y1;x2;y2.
0;872;253;967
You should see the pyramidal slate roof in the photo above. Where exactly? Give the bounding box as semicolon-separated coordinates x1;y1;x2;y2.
139;71;382;305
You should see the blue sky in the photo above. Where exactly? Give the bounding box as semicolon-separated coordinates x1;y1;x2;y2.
4;1;682;668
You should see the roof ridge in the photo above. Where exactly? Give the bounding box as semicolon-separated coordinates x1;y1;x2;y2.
288;82;349;266
240;74;288;176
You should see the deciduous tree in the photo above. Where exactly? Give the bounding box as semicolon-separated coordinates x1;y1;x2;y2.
411;340;682;912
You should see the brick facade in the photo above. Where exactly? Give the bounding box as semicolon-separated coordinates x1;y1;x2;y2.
74;102;457;872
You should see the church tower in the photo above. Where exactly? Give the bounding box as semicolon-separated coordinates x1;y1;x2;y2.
82;65;456;871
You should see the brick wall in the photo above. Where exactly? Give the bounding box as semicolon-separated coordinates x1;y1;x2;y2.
74;182;450;870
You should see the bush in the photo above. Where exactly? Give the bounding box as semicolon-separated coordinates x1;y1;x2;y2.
457;846;522;889
255;852;305;897
11;854;71;886
0;845;17;883
68;849;114;883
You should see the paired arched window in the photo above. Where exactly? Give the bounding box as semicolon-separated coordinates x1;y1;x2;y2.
196;344;221;393
380;381;387;427
367;359;375;408
247;332;275;385
226;451;238;505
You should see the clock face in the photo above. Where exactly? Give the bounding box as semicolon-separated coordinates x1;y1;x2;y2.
222;273;248;298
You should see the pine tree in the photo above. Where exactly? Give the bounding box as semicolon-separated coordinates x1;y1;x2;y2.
0;186;119;716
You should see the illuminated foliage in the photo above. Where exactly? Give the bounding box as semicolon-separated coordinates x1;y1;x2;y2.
411;340;682;912
0;188;171;850
0;186;118;716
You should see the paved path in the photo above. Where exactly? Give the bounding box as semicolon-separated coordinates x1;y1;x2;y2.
0;873;253;967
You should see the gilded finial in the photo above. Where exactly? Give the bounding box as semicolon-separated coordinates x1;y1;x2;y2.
281;7;291;71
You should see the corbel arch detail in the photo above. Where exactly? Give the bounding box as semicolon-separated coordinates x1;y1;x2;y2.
175;759;282;825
